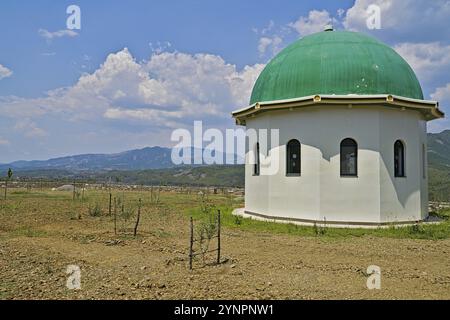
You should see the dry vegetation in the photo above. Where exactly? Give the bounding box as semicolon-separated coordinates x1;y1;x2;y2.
0;187;449;300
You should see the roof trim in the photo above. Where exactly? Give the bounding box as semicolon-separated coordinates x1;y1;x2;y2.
232;94;444;125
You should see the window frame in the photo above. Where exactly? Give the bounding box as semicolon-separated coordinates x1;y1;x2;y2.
340;138;358;177
286;139;301;176
253;142;260;176
394;140;406;178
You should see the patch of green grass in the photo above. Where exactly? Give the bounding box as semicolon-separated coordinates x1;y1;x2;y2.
10;190;32;195
7;190;71;200
189;206;450;240
9;226;48;238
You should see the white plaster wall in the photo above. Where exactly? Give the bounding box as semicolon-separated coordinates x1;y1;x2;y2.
244;104;427;224
378;109;428;222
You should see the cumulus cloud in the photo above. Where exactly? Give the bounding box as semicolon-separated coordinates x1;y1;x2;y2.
394;42;450;87
253;20;291;58
255;9;338;57
430;83;450;132
0;48;264;130
38;28;78;40
258;36;283;56
431;83;450;103
343;0;450;42
289;10;335;37
0;64;13;80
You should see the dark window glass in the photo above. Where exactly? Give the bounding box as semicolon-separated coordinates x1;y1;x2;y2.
254;142;260;176
340;138;357;176
394;140;405;177
286;139;301;175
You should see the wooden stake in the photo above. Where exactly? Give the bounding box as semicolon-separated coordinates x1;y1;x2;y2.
108;193;112;216
189;216;194;270
113;197;117;235
133;198;141;237
217;210;221;265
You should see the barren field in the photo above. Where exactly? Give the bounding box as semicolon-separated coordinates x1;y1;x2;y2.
0;188;449;300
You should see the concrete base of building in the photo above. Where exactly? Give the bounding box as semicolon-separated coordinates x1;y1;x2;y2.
232;208;442;229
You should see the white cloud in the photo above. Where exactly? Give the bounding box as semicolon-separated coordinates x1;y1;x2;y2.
289;10;335;37
343;0;396;31
394;42;450;85
258;36;283;56
343;0;450;42
431;83;450;103
430;83;450;132
0;48;264;130
38;28;78;40
14;119;47;138
0;64;13;80
258;37;272;54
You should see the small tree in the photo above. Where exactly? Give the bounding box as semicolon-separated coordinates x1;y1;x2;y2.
4;168;12;200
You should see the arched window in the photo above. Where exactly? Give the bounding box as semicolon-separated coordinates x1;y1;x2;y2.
340;138;357;176
394;140;405;177
253;142;260;176
286;139;301;176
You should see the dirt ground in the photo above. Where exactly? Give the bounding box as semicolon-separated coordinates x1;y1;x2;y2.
0;189;449;300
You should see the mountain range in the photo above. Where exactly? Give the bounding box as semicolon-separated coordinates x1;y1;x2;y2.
0;130;450;201
427;130;450;170
2;131;450;172
1;130;450;199
0;146;174;171
0;147;243;171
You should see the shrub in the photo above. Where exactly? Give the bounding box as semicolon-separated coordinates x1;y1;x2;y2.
88;203;102;217
234;215;242;225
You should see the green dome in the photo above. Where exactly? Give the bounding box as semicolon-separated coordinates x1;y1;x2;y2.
250;30;423;105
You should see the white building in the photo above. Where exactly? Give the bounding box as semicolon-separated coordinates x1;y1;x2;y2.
232;29;444;227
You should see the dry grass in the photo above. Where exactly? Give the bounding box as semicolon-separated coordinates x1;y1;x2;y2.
0;187;449;300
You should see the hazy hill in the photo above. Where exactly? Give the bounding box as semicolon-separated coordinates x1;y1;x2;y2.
428;130;450;170
0;147;174;171
0;147;242;171
428;130;450;200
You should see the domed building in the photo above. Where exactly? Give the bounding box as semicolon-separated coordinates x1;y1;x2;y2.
232;28;444;227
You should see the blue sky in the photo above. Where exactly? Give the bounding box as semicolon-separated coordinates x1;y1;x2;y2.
0;0;449;162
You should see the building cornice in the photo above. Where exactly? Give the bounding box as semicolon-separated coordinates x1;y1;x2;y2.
232;94;444;125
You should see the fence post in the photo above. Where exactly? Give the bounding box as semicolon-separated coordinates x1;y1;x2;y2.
72;180;76;200
109;193;112;216
113;197;117;235
217;209;221;265
189;216;194;270
133;198;141;237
